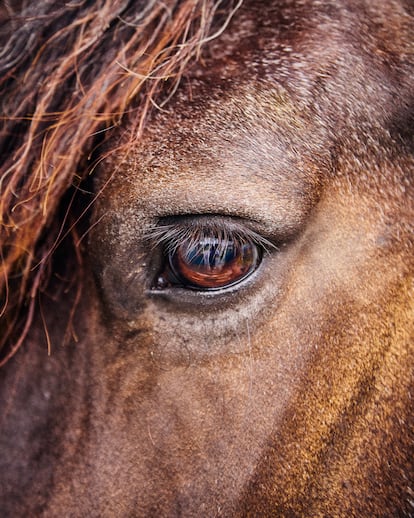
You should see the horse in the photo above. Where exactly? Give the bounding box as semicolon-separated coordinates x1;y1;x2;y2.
0;0;413;516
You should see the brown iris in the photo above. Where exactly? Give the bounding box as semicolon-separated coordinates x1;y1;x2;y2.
168;236;259;290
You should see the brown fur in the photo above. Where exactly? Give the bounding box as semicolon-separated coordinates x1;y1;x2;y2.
0;0;413;516
0;0;237;362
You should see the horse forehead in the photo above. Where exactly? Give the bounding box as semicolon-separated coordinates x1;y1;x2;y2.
98;0;408;207
94;92;325;246
132;91;323;175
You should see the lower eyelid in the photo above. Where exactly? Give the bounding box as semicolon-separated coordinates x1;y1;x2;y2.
146;249;275;311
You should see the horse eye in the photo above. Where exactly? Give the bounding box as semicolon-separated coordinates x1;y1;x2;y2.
155;232;261;291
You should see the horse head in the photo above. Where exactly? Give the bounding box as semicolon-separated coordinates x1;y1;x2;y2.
0;1;413;516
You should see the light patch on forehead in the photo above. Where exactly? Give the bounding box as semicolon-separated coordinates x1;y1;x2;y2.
96;82;329;238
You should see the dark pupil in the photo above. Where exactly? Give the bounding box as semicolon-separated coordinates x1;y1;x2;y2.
170;236;258;290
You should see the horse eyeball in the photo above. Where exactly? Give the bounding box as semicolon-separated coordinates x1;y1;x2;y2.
168;236;260;290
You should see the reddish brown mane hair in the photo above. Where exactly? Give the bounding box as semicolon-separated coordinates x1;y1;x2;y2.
0;0;241;364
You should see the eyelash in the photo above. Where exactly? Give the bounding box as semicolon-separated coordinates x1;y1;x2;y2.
147;222;274;253
145;218;276;292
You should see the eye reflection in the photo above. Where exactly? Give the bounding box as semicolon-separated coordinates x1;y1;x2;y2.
149;220;269;292
169;236;259;290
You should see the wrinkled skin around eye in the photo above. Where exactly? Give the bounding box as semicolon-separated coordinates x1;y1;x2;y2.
167;237;260;290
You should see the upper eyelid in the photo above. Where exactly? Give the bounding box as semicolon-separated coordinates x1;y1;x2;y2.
144;218;279;255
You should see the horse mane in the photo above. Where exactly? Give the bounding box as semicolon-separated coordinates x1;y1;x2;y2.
0;0;241;365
